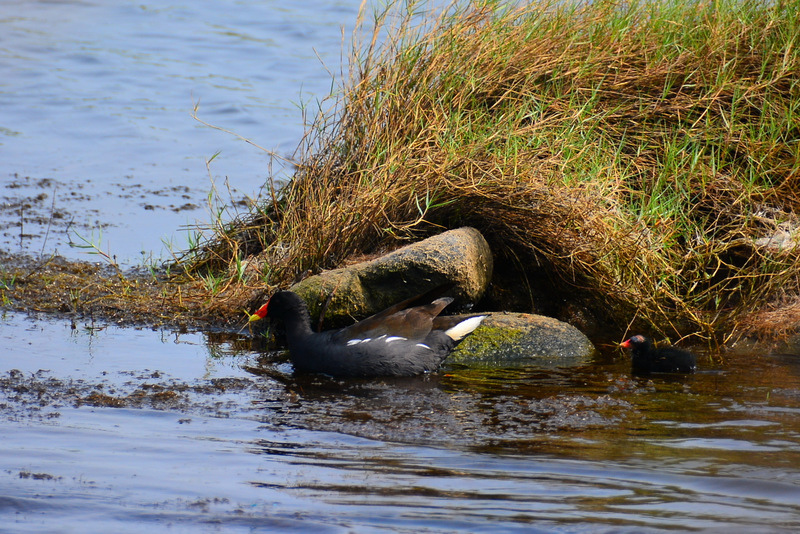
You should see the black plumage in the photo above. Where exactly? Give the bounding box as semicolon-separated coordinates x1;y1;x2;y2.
620;335;697;374
250;290;485;378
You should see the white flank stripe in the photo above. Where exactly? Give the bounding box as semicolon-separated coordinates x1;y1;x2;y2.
346;339;362;346
445;315;487;341
384;336;407;343
416;343;432;350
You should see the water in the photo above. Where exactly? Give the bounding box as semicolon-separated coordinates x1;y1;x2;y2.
2;311;800;532
3;0;800;531
1;0;360;264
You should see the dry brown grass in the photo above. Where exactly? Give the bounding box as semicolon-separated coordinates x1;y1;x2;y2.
183;0;800;344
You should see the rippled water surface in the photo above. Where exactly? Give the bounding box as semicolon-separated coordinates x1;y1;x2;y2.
3;0;800;532
2;0;359;263
2;311;800;532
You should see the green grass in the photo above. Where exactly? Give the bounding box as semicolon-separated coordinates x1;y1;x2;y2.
185;0;800;344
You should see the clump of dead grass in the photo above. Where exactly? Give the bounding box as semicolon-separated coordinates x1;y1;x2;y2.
184;0;800;344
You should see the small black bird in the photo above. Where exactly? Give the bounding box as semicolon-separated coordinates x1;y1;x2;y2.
620;335;697;374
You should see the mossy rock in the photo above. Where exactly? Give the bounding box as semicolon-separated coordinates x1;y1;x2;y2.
290;227;492;329
448;312;596;369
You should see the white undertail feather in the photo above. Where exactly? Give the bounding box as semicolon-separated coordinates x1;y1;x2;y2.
444;315;487;341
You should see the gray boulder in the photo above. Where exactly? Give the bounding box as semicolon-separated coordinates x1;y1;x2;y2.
290;227;493;328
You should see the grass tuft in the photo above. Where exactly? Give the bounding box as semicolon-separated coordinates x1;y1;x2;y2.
184;0;800;344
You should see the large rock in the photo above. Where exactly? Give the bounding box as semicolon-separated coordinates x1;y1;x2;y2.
290;227;492;328
448;312;596;369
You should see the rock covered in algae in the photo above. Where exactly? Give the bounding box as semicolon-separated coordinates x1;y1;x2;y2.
448;312;596;369
289;226;492;329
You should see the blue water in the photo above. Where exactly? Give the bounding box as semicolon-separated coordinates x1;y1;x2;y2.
1;0;360;263
2;310;800;532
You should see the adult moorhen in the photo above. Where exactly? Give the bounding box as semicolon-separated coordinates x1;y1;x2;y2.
620;335;697;374
249;289;487;378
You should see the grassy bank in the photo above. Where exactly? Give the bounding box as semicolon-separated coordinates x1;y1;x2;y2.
187;0;800;344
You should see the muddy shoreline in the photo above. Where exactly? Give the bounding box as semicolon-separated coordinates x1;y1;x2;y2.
0;249;253;333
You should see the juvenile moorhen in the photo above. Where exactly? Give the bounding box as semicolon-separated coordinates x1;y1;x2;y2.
249;290;486;378
620;335;697;374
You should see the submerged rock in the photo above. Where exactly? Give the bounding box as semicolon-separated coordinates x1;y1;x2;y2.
289;227;493;328
449;312;596;369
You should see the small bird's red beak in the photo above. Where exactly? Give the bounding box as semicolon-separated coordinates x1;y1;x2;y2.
249;302;269;322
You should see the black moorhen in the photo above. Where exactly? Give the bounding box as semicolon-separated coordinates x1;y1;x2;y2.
249;290;486;378
620;335;697;374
